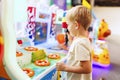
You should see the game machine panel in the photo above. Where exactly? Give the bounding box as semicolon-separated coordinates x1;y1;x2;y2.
22;1;67;79
33;1;67;79
1;0;68;80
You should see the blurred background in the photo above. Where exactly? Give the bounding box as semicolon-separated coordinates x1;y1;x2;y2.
0;0;120;80
90;0;120;80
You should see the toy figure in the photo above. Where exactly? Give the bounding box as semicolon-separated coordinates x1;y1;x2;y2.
98;19;111;40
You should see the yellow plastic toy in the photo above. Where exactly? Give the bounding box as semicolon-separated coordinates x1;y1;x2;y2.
92;40;110;67
82;0;91;10
98;19;111;40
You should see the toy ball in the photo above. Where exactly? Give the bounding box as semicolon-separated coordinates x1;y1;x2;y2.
56;33;65;44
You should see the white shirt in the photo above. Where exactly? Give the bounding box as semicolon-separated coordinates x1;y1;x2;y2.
66;38;92;80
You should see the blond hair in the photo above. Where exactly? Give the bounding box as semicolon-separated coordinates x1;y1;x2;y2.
66;5;92;30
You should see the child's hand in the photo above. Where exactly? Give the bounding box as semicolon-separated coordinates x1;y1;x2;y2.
58;43;68;50
56;62;66;71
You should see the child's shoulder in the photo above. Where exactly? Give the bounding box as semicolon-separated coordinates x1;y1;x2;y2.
74;38;89;44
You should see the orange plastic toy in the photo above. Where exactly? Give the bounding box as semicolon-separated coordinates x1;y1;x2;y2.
34;60;50;66
48;54;60;59
24;46;38;52
16;51;23;57
56;33;65;44
23;68;34;77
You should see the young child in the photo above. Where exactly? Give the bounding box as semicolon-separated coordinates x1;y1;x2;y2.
56;5;92;80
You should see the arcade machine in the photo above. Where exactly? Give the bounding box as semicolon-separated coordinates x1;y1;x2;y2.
1;0;68;80
1;0;111;80
1;0;31;80
0;30;11;80
0;1;10;80
91;19;111;67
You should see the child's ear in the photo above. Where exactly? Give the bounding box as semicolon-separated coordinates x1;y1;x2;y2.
75;21;80;27
75;27;78;29
74;21;78;26
74;21;80;29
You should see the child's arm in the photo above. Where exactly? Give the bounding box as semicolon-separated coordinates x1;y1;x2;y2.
56;60;91;74
58;33;73;50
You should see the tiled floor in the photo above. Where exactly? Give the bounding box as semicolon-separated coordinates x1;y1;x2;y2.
92;6;120;80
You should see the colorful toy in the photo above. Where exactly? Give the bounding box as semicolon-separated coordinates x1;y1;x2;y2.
92;40;110;67
56;33;65;44
48;54;60;59
23;68;35;77
34;60;50;66
98;19;111;40
16;51;23;57
91;19;111;67
82;0;91;10
24;46;38;52
31;49;46;62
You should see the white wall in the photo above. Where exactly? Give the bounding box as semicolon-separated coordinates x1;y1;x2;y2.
93;7;120;36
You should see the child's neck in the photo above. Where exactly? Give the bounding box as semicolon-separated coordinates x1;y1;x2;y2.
76;30;88;38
